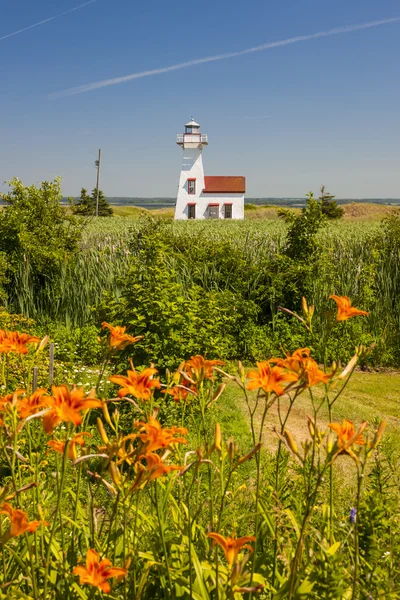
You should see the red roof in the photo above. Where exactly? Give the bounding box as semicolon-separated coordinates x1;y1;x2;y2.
203;176;246;194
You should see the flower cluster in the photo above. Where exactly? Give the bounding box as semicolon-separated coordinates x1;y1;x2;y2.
0;330;40;355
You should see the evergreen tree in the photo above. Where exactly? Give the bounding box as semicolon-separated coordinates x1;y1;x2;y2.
73;187;113;216
90;188;113;216
73;188;95;215
318;185;344;220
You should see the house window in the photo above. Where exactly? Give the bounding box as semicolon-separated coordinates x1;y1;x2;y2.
188;204;196;219
208;204;219;219
188;179;196;195
224;204;232;219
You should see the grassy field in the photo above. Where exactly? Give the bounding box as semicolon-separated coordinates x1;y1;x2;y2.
111;202;400;221
226;369;400;448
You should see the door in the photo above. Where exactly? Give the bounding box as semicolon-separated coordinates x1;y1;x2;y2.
208;205;219;219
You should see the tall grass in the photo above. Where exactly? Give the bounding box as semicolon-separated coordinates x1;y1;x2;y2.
5;217;399;348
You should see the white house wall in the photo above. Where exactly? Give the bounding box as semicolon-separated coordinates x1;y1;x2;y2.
175;148;244;220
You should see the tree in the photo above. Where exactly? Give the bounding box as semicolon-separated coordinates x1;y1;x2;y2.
318;185;344;220
91;188;113;217
0;177;81;313
73;187;113;217
279;192;326;261
73;187;94;215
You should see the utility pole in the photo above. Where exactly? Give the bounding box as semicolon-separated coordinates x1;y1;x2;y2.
95;148;102;216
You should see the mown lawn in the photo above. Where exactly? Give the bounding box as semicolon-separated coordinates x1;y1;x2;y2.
223;370;400;448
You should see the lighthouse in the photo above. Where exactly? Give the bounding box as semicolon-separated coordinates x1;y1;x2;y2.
174;118;245;220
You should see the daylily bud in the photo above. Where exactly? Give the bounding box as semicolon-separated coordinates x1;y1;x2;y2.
326;431;335;454
370;420;386;451
110;462;121;486
309;304;315;319
236;442;262;466
113;409;120;425
237;361;245;382
227;438;239;462
213;423;222;452
97;418;109;445
302;440;312;459
284;430;298;455
301;297;308;316
212;383;226;404
36;335;49;353
307;417;315;438
338;354;358;380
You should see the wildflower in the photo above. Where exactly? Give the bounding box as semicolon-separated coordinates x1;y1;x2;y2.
207;533;256;568
0;330;40;355
43;385;103;434
109;367;161;400
101;322;143;350
162;384;196;403
272;349;332;387
0;391;23;413
0;503;48;539
73;548;127;594
349;508;357;524
184;355;224;382
247;362;298;396
47;432;92;460
135;416;188;453
141;453;182;481
329;295;369;321
16;389;50;419
328;419;367;461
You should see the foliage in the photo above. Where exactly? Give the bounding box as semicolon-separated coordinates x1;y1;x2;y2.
0;178;82;316
279;192;326;261
318;185;344;220
0;303;395;599
73;187;113;217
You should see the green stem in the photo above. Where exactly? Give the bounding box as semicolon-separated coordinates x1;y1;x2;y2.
351;464;364;600
249;394;269;599
43;439;69;599
155;482;174;598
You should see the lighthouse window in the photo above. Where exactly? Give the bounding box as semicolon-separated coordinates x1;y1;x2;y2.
188;204;196;219
188;179;196;195
224;204;232;219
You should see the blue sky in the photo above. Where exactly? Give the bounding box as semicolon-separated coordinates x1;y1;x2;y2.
0;0;399;198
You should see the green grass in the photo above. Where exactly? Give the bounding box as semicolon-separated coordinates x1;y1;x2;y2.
224;370;400;450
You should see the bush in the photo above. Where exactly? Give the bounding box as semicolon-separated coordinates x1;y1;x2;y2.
0;178;81;315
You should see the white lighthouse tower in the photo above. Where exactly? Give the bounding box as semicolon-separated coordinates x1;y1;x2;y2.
174;118;245;220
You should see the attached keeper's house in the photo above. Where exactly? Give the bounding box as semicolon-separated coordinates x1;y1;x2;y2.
174;118;245;220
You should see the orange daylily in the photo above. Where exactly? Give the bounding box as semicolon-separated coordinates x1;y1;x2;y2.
141;453;182;481
329;295;369;321
207;532;256;567
184;355;224;382
101;322;143;350
109;367;161;400
0;503;48;539
272;349;332;387
47;432;92;460
16;389;50;419
247;362;298;396
0;390;24;413
0;330;40;355
162;384;196;403
135;416;188;453
328;419;367;459
73;548;127;594
43;385;103;434
301;358;332;387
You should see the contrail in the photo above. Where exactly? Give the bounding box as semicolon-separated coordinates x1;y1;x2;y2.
0;0;98;43
54;16;400;97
